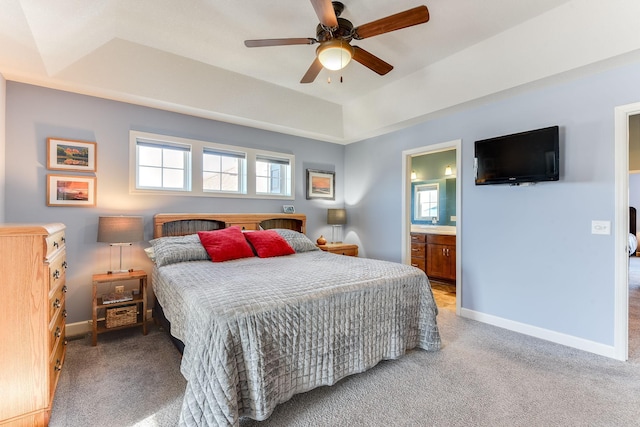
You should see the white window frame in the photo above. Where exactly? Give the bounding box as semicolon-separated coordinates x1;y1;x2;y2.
202;147;247;194
129;131;295;199
255;154;292;197
414;182;439;221
135;139;192;192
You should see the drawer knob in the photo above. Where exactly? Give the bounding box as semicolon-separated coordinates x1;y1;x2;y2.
53;241;59;248
53;269;60;280
54;359;62;371
53;299;61;309
54;327;61;338
63;309;68;318
62;285;68;293
61;236;66;243
62;261;68;269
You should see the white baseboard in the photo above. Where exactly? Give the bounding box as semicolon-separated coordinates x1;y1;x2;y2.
66;309;154;339
459;308;621;360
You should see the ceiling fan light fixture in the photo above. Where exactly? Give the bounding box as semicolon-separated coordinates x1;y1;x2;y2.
317;39;354;71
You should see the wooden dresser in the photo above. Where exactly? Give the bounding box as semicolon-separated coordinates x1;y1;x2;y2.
410;232;456;282
0;223;67;426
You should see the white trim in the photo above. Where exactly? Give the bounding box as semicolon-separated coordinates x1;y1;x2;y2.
613;102;640;361
460;308;618;359
401;139;462;314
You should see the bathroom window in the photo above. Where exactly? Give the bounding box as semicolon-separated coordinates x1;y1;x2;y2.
414;183;439;221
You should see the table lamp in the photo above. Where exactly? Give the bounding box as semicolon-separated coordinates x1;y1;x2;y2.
97;216;144;274
327;208;347;243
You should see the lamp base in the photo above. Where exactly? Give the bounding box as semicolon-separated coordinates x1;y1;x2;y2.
331;225;343;244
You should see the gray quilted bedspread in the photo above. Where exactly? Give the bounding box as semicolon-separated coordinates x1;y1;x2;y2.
153;251;441;426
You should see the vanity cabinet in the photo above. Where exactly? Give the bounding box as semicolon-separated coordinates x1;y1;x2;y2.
410;232;456;282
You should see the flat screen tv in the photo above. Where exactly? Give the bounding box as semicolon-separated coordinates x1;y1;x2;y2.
474;125;559;185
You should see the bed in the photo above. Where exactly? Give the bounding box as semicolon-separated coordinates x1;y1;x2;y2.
149;213;441;426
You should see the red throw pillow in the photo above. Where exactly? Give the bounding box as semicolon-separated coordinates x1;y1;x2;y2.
197;227;255;262
244;230;295;258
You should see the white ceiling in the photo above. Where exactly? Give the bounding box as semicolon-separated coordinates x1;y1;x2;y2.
1;0;639;143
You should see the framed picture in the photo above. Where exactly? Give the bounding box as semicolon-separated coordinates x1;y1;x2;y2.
47;174;96;207
47;138;97;172
306;169;335;200
283;205;295;214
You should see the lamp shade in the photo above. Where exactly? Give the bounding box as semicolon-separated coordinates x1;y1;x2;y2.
97;216;144;243
327;209;347;225
317;40;354;71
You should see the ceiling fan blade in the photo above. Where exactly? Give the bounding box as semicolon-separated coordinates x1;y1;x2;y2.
354;5;429;40
352;46;393;75
301;57;323;84
310;0;338;28
245;38;317;48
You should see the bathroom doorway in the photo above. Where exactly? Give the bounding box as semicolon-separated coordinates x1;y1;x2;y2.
402;140;462;315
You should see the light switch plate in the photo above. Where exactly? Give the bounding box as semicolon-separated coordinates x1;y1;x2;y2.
591;220;611;235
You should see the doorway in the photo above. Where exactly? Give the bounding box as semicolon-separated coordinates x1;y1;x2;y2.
614;103;640;361
401;140;462;315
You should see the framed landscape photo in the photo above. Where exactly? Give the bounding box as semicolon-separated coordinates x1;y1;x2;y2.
306;169;335;200
47;138;97;172
47;174;96;207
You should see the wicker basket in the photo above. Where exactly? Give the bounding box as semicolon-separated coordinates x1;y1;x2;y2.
105;305;138;329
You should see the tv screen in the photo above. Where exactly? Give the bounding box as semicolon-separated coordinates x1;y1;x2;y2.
474;126;559;185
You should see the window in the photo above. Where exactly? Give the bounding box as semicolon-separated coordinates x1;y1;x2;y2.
130;131;294;199
136;140;190;191
256;155;291;197
414;183;439;221
203;148;246;193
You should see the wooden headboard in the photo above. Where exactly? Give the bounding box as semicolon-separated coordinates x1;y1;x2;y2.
153;213;306;238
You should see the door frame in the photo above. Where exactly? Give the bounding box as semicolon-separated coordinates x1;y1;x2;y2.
402;139;462;314
614;102;640;360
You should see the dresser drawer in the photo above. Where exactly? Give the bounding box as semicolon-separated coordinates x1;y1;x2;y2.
49;331;66;399
45;230;66;258
49;279;67;322
49;301;66;353
48;251;67;291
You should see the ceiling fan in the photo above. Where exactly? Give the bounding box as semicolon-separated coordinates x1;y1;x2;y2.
244;0;430;84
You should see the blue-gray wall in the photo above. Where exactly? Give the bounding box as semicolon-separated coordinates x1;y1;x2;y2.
346;60;640;348
5;83;345;323
5;58;640;350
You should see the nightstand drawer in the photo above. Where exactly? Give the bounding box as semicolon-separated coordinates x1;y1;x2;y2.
317;243;359;257
334;247;358;256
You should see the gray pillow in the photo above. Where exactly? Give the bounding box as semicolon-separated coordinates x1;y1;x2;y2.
272;229;320;253
148;234;210;267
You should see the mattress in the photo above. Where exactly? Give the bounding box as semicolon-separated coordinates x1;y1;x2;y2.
153;250;441;426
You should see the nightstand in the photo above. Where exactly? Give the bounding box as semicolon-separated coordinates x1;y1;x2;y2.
91;270;147;346
317;243;359;257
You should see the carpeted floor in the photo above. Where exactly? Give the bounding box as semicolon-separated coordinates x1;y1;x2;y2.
50;276;640;427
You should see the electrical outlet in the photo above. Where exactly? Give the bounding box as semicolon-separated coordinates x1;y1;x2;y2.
115;285;125;294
